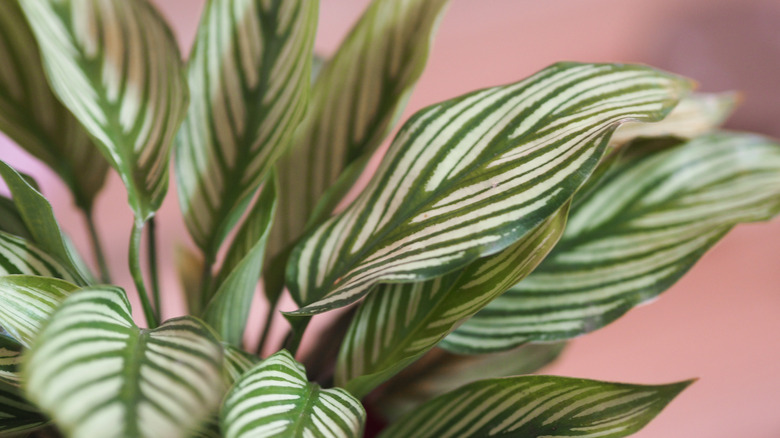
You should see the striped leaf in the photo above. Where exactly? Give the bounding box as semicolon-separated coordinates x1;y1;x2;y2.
0;161;91;284
445;132;780;353
203;178;277;346
23;286;226;438
377;343;565;421
266;0;451;299
175;245;205;315
609;92;737;147
20;0;189;222
0;0;109;211
336;208;568;398
0;335;23;386
175;0;318;256
0;276;77;348
0;379;48;435
379;376;692;438
220;350;365;438
287;62;692;315
0;233;78;282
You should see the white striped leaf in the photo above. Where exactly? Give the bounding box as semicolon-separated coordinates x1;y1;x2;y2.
287;62;692;315
445;132;780;353
609;92;737;148
20;0;189;222
265;0;451;299
193;344;259;438
203;177;277;346
0;379;48;434
23;286;226;438
0;0;109;212
336;208;568;399
379;376;691;438
0;161;92;285
0;335;23;386
176;0;318;255
0;276;77;349
0;233;78;282
220;350;365;438
377;343;565;422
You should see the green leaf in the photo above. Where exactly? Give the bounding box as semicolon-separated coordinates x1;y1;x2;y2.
0;161;91;284
445;132;780;352
336;207;568;398
609;92;737;148
203;177;277;346
266;0;451;299
379;376;691;438
0;233;78;283
0;196;32;240
0;379;48;435
377;343;565;422
175;245;204;315
0;276;77;348
23;286;226;438
0;335;23;386
0;0;109;212
19;0;189;222
287;62;692;315
220;350;365;438
222;344;259;384
176;0;318;256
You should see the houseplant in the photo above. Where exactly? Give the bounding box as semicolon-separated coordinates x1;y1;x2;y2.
1;0;778;437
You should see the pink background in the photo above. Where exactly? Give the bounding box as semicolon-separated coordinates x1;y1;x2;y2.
2;1;779;436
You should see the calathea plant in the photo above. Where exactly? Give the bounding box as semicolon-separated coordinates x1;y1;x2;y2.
0;0;778;437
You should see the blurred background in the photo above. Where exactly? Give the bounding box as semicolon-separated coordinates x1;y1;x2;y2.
2;0;779;436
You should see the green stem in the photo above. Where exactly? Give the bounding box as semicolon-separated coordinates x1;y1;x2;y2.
256;299;278;355
129;221;159;329
197;253;215;315
147;217;162;316
282;315;311;357
85;209;111;283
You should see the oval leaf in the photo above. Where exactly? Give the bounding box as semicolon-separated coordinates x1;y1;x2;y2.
0;335;23;386
0;276;77;348
0;233;78;282
0;0;109;211
0;161;92;284
287;62;691;315
203;178;277;346
336;208;567;398
176;0;318;255
445;132;780;352
377;343;565;422
379;376;692;438
23;286;225;438
0;379;48;434
220;350;365;438
265;0;451;299
20;0;189;221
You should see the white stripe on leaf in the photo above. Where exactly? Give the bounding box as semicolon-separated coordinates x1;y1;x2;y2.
444;132;780;353
287;62;692;316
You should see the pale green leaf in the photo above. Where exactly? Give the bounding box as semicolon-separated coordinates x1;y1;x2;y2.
0;0;109;212
20;0;189;221
0;161;91;284
379;376;691;438
220;350;365;438
609;92;737;147
445;132;780;353
23;287;226;438
265;0;451;299
336;208;568;398
377;343;565;421
0;233;78;283
176;244;204;315
203;177;277;346
287;62;692;315
0;276;77;348
0;379;48;434
176;0;318;255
